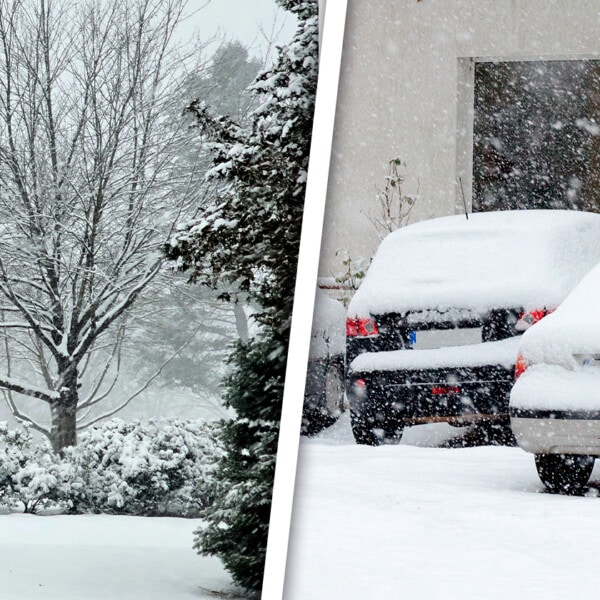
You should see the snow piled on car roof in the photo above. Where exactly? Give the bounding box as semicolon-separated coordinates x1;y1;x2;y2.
348;210;600;317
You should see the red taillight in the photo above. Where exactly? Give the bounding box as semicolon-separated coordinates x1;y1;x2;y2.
346;317;358;337
353;378;367;398
431;386;460;395
514;353;528;380
346;317;379;337
516;308;554;332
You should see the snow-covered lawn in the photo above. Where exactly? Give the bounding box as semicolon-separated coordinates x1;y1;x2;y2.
0;514;243;599
285;415;600;599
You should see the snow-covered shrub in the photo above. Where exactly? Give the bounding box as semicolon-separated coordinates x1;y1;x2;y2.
0;418;225;516
0;422;69;513
64;418;226;516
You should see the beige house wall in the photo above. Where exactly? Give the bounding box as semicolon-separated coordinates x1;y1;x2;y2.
319;0;600;277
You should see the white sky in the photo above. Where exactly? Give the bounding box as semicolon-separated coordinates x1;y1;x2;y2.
177;0;297;60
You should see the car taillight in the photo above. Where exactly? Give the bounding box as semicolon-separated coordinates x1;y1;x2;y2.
514;353;528;380
352;377;367;399
431;386;460;395
346;317;379;337
515;308;554;332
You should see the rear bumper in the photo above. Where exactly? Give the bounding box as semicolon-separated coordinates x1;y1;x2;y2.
510;409;600;455
347;365;514;425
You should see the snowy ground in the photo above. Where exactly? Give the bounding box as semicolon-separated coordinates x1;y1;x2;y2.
0;514;244;600
284;413;600;599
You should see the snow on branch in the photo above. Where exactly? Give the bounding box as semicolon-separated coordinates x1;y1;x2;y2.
0;375;59;403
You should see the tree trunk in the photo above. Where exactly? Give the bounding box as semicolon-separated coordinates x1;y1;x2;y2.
233;300;250;342
50;371;79;453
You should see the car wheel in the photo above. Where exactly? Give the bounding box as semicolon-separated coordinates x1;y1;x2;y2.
301;358;344;436
324;359;344;417
350;407;404;446
301;405;339;436
534;453;595;494
349;409;381;445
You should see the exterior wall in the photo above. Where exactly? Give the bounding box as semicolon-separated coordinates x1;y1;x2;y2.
319;0;600;276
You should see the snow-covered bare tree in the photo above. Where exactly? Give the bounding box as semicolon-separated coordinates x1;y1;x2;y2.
0;0;192;452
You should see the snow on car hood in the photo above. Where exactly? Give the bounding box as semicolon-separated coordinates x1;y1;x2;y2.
516;260;600;370
350;336;521;373
348;210;600;317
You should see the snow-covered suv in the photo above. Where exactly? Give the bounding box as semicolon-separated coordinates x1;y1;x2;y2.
345;210;600;445
510;261;600;493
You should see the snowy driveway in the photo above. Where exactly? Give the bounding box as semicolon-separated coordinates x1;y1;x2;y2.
284;416;600;599
0;515;241;600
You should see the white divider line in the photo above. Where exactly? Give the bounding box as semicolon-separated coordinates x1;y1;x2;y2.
261;1;349;598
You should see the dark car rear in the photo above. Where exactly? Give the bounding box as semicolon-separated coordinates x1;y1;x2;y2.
345;210;600;445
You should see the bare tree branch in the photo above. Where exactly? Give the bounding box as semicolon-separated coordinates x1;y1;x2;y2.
1;389;50;438
76;323;202;429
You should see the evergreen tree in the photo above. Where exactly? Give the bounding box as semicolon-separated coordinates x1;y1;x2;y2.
165;0;318;592
207;41;262;118
196;338;283;591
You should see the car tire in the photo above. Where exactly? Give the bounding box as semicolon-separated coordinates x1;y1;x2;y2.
324;359;345;417
534;453;595;494
350;409;381;445
350;407;404;446
301;358;345;436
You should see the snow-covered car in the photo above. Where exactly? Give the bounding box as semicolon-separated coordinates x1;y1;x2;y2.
302;288;346;435
345;210;600;445
510;261;600;493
